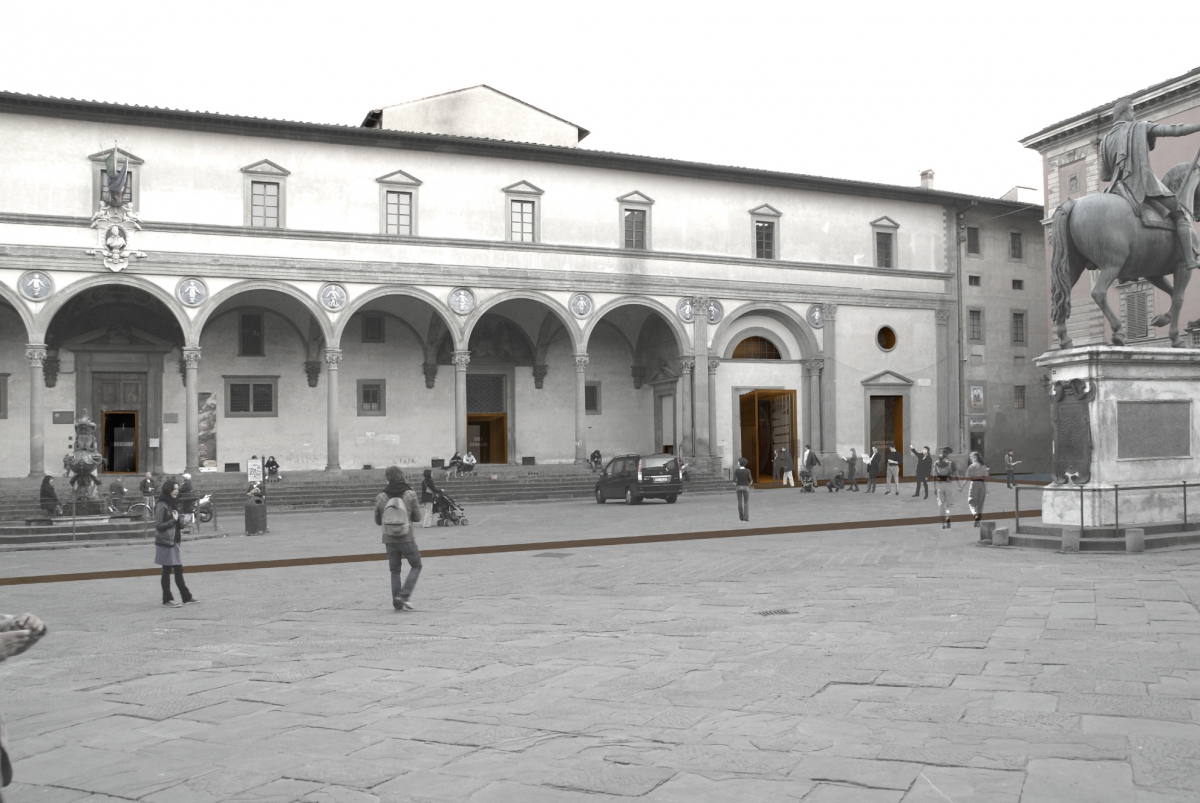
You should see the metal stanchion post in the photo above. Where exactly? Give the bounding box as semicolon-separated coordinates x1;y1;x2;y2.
71;498;76;541
1185;481;1189;528
1080;486;1085;536
1114;485;1119;537
1014;486;1021;531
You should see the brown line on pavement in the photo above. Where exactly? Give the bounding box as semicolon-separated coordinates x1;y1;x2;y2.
0;510;1037;587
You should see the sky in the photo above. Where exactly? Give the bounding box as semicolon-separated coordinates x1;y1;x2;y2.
6;1;1200;200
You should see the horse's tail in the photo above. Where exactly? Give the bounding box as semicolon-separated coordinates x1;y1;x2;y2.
1050;200;1076;328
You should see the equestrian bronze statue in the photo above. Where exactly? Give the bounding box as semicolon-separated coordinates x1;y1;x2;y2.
1050;98;1200;348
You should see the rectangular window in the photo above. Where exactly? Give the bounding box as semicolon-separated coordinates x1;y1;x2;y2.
968;310;982;340
966;227;980;255
239;312;264;356
1011;313;1026;344
384;191;412;235
875;231;893;268
585;381;601;415
1124;288;1152;339
358;380;386;416
1010;232;1023;260
1014;385;1026;409
100;169;134;206
623;209;646;249
1012;279;1024;290
510;200;536;242
224;376;278;417
755;221;776;259
251;181;280;228
362;315;384;343
968;275;981;287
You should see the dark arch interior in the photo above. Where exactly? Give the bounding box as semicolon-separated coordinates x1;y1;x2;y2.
732;336;782;360
46;285;185;348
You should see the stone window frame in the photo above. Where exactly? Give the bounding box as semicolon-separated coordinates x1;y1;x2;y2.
1008;231;1025;263
361;313;385;344
89;148;144;213
1014;385;1026;410
967;308;984;343
617;191;654;251
377;169;422;236
585;380;601;415
965;226;982;257
0;373;7;418
238;311;266;357
241;160;290;228
967;275;981;287
503;181;544;243
1012;279;1025;291
870;216;899;269
357;379;387;417
223;375;279;418
750;204;783;260
1010;309;1027;345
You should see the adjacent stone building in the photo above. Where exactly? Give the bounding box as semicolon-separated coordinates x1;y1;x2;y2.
0;85;1046;480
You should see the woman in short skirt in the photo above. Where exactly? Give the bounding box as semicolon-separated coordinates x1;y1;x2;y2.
154;480;196;607
964;451;989;528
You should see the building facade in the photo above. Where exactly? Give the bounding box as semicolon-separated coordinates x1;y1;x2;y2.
1022;66;1200;348
0;86;1044;480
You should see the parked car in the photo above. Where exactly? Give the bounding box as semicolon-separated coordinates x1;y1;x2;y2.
595;453;682;504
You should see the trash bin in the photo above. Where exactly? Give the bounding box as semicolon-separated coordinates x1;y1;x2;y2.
245;496;268;535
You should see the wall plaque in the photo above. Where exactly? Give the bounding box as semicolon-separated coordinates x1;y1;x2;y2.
163;412;179;424
1051;379;1096;485
52;411;74;425
1117;401;1191;459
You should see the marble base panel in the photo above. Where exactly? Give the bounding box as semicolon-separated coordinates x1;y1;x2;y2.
1041;481;1195;528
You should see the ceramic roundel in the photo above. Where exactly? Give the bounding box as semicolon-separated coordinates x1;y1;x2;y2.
18;271;53;301
176;278;208;307
706;299;724;325
319;283;348;312
449;287;476;315
806;304;825;329
569;293;593;317
676;297;696;322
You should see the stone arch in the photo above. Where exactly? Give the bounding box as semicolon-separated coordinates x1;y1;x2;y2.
332;285;456;348
582;296;689;355
201;307;312;355
464;290;580;353
710;301;818;361
193;280;334;347
722;327;793;360
0;284;35;342
33;274;191;344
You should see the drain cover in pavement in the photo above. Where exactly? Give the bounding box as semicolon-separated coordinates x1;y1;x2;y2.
532;552;572;558
755;609;795;616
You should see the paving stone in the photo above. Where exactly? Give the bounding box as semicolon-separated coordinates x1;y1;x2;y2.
899;766;1023;802
794;756;921;790
1058;693;1191;719
1021;758;1135;803
802;784;905;803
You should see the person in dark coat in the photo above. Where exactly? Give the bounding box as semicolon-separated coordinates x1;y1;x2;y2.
779;447;796;487
420;468;440;528
865;447;881;493
38;475;58;516
841;448;860;491
265;456;280;481
771;449;781;483
909;445;933;499
154;480;196;607
734;457;753;520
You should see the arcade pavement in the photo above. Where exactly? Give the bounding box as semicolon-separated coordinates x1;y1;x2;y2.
3;487;1200;801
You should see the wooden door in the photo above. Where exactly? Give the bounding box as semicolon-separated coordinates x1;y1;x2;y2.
93;373;146;474
739;391;758;479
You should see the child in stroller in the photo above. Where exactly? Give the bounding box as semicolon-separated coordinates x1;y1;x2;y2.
433;490;469;526
797;469;816;492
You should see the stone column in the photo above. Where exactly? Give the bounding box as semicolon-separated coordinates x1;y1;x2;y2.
707;360;719;459
453;351;470;455
25;344;46;478
678;358;695;456
573;353;589;464
691;298;712;457
803;359;824;452
183;347;202;473
935;308;953;450
820;304;837;453
324;348;342;473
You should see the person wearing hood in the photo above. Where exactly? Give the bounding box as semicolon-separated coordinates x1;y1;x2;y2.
374;466;422;610
154;479;196;607
38;475;59;516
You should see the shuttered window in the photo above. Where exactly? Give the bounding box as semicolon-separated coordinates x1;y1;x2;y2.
585;382;601;414
1123;286;1152;339
966;227;980;254
358;380;385;416
1011;313;1026;344
225;377;278;417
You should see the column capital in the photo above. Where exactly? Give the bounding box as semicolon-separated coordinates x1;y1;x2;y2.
678;357;696;374
802;358;824;375
935;308;952;325
324;348;343;368
823;303;839;321
707;359;720;375
182;346;202;368
452;350;471;370
25;344;47;367
573;353;590;371
532;364;548;389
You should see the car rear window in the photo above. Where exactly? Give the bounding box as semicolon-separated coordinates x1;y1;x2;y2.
640;455;677;470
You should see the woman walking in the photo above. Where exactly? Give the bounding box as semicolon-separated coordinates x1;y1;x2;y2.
933;448;960;528
842;448;859;491
964;451;989;528
154;480;197;607
420;468;440;528
38;475;59;516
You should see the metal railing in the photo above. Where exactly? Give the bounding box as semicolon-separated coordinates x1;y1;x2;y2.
1015;481;1189;534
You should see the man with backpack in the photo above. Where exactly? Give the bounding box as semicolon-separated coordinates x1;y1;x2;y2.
374;466;423;611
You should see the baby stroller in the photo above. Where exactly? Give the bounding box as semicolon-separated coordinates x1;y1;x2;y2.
827;471;845;492
798;469;816;492
433;490;469;526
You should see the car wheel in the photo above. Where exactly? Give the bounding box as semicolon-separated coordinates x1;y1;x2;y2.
666;495;678;504
596;488;606;504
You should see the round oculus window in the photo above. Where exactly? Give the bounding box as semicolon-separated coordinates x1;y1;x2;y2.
876;326;897;351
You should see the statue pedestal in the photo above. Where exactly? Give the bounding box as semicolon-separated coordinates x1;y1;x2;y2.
1035;346;1200;530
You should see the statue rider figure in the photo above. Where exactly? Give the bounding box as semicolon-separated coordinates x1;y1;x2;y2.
1101;97;1200;270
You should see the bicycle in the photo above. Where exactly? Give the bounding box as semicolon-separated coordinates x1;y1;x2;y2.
106;494;150;518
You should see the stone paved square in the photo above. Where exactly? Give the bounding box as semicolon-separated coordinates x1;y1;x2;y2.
4;490;1200;800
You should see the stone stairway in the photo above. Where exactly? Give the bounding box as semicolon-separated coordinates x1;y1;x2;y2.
0;463;735;523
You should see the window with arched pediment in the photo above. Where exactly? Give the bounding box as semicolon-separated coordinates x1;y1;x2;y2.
732;336;781;360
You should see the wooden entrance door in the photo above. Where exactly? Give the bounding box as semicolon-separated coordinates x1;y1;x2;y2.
467;413;508;464
738;390;797;482
869;395;904;476
93;373;146;474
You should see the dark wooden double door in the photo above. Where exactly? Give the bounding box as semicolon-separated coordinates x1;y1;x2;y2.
93;372;146;474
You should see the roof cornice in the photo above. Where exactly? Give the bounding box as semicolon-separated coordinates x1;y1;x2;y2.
0;91;1040;212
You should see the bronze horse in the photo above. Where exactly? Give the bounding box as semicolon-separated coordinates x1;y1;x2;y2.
1050;162;1200;348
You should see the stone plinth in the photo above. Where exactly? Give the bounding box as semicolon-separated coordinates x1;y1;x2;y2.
1035;346;1200;528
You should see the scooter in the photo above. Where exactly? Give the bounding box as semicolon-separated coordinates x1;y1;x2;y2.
195;493;214;523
